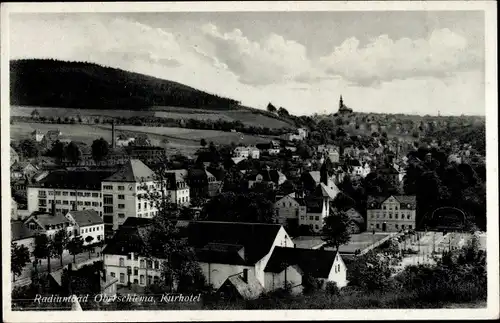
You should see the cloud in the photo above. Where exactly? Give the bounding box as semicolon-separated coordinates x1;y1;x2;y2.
318;28;483;85
200;23;311;85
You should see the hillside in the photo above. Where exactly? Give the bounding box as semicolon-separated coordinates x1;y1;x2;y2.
10;59;241;110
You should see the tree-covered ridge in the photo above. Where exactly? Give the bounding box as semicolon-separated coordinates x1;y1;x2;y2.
10;59;240;111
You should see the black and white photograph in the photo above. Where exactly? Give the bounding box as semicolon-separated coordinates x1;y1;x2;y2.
1;1;498;321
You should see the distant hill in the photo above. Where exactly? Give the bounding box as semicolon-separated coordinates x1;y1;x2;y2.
10;59;241;111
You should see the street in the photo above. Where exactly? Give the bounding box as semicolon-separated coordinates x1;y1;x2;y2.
13;246;104;287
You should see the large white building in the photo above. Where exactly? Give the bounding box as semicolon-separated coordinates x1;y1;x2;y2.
234;146;260;159
164;169;190;206
26;170;115;216
101;159;162;234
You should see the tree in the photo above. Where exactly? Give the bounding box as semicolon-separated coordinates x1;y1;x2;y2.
67;236;84;264
267;103;277;113
64;142;81;165
203;192;276;223
19;139;40;159
348;251;394;291
91;138;110;163
200;138;207;148
85;236;94;258
11;242;30;282
31;109;40;119
322;210;352;252
34;234;51;272
48;140;65;162
53;229;69;267
278;107;289;117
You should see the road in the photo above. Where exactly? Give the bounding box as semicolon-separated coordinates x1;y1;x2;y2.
12;246;104;287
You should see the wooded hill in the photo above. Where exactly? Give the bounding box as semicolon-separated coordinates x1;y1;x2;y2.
10;59;241;111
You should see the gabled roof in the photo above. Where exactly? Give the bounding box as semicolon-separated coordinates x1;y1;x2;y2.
250;169;286;183
315;183;339;200
11;220;36;241
67;209;103;227
264;246;339;278
367;195;417;210
25;212;71;228
187;221;283;265
222;274;264;300
104;159;156;182
164;169;188;190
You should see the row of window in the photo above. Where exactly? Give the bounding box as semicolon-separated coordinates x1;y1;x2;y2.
300;215;320;221
81;226;102;234
39;190;100;198
112;272;160;285
41;199;101;208
372;223;413;230
371;213;413;220
119;257;161;269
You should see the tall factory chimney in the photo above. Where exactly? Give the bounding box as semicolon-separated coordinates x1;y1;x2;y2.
111;121;115;148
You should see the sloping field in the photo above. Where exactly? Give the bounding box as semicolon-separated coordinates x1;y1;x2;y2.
11;105;293;129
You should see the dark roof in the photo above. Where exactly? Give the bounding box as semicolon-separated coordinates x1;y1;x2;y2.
31;170;114;190
11;220;36;241
104;159;156;182
121;217;153;228
346;159;361;167
187;221;282;265
26;212;71;227
305;198;323;213
102;221;149;256
264;247;338;278
249;169;285;183
164;169;188;190
68;209;103;227
195;243;246;265
367;195;417;210
378;167;400;175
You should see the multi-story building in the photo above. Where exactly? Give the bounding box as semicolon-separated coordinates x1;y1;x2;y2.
187;168;222;200
274;194;307;226
125;146;166;164
164;169;190;206
366;195;417;232
248;169;287;190
23;206;75;240
65;209;105;245
101;159;161;235
234;146;260;159
26;170;114;216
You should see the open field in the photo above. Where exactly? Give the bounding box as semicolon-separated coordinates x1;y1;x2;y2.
293;232;391;254
11;106;293;129
10;122;276;157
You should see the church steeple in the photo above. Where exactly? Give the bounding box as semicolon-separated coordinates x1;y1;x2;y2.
339;95;344;110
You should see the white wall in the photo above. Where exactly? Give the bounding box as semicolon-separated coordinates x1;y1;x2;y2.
264;266;302;292
327;254;348;288
27;187;103;216
104;252;162;286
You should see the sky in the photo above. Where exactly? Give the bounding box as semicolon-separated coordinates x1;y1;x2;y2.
9;11;485;116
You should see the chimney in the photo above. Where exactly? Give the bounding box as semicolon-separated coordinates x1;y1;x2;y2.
111;121;116;149
242;269;248;283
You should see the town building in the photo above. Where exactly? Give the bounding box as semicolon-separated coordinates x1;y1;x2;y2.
101;159;160;234
40;129;62;149
10;146;20;166
366;195;417;232
187;168;223;200
65;209;105;245
125;146;166;164
301;183;338;232
23;207;75;240
11;220;37;254
345;207;365;233
11;161;39;181
164;169;190;206
233;146;260;159
337;95;353;114
248;168;287;190
26;169;114;216
274;193;307;227
31;129;44;142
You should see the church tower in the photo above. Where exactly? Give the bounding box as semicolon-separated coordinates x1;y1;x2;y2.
339;95;344;110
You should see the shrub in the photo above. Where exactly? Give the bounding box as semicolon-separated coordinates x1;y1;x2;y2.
325;281;340;296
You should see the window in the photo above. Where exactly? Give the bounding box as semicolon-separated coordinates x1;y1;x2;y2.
55;200;61;204
140;260;145;268
395;214;398;219
84;192;91;197
402;225;405;229
133;279;138;284
92;202;98;207
140;275;145;285
110;272;116;278
118;213;125;218
409;225;412;229
395;224;399;229
103;195;113;204
143;202;147;209
70;192;76;196
103;185;113;190
144;212;148;217
118;204;125;209
120;273;125;283
389;214;392;219
315;216;320;221
49;191;54;196
104;206;113;214
134;254;138;261
309;216;313;220
127;253;131;260
147;260;152;269
119;258;125;267
39;199;47;206
78;192;83;197
84;201;91;206
38;190;47;197
300;216;305;220
62;200;69;205
407;214;411;219
134;267;139;275
376;224;380;229
78;201;83;206
138;203;141;210
154;260;160;269
62;192;68;196
92;193;99;197
118;195;125;200
118;186;125;191
38;208;46;213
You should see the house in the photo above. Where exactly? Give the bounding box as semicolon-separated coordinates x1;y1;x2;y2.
11;220;37;254
101;159;160;234
23;207;75;240
233;146;260;159
31;130;44;142
125;146;166;164
65;209;105;245
11;161;39;181
26;169;114;216
367;195;417;232
102;217;164;287
10;147;20;166
345;208;365;233
274;194;307;227
78;146;130;167
248;168;287;189
116;136;136;147
164;169;190;206
346;159;363;177
325;147;340;163
377;166;402;183
264;247;348;292
187;168;222;200
301;183;338;232
301;170;340;198
187;221;295;290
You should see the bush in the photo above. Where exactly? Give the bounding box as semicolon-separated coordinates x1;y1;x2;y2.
325;281;340;296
